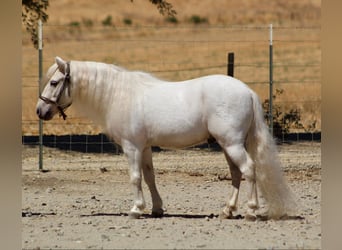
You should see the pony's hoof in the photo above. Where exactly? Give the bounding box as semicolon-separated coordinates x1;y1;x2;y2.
219;210;233;220
128;211;142;219
245;213;257;221
151;208;164;218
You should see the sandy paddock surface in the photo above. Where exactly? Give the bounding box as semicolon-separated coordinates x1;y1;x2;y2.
22;142;321;249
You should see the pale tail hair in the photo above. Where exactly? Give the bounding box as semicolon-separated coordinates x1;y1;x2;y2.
246;91;297;219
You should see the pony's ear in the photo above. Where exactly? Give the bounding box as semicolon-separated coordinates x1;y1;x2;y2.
55;56;67;74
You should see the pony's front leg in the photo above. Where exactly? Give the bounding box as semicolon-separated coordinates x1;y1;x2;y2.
122;142;146;219
142;147;164;217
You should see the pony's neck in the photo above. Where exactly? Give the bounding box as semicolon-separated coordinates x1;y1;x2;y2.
70;61;118;124
69;61;157;128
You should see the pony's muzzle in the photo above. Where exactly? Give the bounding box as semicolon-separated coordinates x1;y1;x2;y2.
36;107;50;120
36;104;54;120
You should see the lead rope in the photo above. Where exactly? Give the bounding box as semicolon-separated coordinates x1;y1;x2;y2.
58;106;68;120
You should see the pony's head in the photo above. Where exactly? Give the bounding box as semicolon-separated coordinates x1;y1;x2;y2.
36;57;73;120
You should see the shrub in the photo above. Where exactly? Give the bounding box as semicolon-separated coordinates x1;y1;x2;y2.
68;21;81;35
102;15;113;26
189;15;208;24
69;21;80;28
165;16;178;24
262;89;304;137
82;18;94;28
123;18;132;25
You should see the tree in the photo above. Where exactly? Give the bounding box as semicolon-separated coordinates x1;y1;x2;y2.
22;0;49;49
147;0;177;17
22;0;176;49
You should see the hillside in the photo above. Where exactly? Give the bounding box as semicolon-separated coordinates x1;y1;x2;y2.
44;0;320;26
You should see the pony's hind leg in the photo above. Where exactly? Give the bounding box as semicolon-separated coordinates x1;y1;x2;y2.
220;151;242;219
142;147;164;217
223;144;259;220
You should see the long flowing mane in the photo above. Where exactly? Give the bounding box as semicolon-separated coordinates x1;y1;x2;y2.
71;60;163;91
69;60;164;125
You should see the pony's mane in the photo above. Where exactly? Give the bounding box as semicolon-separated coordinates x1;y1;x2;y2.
110;63;164;87
129;70;164;86
73;60;164;87
69;60;165;123
45;60;164;89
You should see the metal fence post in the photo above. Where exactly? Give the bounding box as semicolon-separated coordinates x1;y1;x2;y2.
227;52;234;77
269;24;274;135
38;19;43;171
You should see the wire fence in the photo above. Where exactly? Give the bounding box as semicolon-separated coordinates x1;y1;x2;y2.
22;24;321;154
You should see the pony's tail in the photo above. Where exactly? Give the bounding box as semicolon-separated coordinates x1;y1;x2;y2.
246;91;296;219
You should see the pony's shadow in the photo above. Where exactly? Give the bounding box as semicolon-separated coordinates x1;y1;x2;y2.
80;212;243;220
23;211;304;221
80;212;304;221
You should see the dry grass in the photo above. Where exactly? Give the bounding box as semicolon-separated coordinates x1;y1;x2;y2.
22;0;321;135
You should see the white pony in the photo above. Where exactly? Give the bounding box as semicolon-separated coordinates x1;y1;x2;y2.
36;57;296;220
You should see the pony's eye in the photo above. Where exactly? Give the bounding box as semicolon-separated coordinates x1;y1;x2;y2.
50;80;58;86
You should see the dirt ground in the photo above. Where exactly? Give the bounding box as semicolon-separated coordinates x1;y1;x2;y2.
22;142;321;249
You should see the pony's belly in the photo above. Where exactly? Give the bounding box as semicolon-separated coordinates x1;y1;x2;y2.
148;128;210;149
